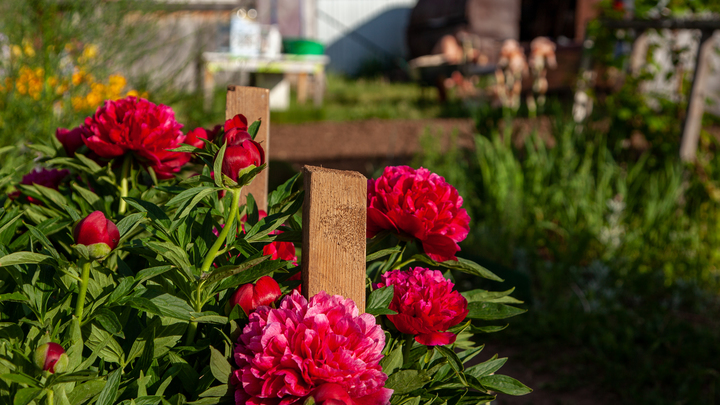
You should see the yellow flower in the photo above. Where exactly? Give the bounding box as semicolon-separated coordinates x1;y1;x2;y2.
11;45;22;58
82;44;98;60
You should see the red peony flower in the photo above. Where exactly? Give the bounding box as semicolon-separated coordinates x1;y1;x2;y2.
185;125;222;149
309;383;354;405
233;291;392;405
377;267;468;346
34;342;68;374
11;168;69;204
367;166;470;262
73;211;120;259
229;276;282;315
220;137;264;184
56;126;86;156
81;96;190;179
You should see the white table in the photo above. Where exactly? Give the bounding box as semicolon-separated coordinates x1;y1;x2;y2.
202;53;330;110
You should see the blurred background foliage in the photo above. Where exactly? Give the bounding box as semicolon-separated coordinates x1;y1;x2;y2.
2;0;720;402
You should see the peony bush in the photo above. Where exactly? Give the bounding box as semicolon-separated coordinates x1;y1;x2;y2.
0;96;530;404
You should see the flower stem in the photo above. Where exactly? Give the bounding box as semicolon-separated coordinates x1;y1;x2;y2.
403;333;415;365
118;154;132;215
46;388;54;405
186;188;242;345
74;260;91;321
200;188;241;275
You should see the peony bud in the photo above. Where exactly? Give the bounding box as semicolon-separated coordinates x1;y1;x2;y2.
229;276;281;315
220;138;265;183
307;383;354;405
56;126;86;157
34;342;68;374
73;211;120;260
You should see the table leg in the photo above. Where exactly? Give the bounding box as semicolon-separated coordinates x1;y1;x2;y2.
297;73;308;105
313;69;325;108
204;67;215;112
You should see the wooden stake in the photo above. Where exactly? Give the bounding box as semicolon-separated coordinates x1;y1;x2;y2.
301;166;367;312
680;30;713;162
226;86;270;211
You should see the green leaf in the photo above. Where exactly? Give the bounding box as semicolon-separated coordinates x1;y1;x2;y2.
379;345;403;375
469;325;508;334
0;292;27;303
198;384;231;398
72;183;103;211
435;345;466;385
466;302;526;320
385;370;431;395
34;183;68;207
0;252;55;267
366;247;402;262
169;144;203;153
466;357;507;378
92;308;124;336
26;143;56;156
124;198;171;225
13;388;42;405
135;265;173;283
248;119;261;139
174;187;219;221
479;375;531;396
366;286;397;316
143;292;195;321
66;380;106;405
412;254;503;282
209;346;232;384
267;172;300;210
190;312;228;324
75;153;103;173
462;288;522;304
96;369;122;405
214;142;227;188
0;373;39;387
117;212;147;237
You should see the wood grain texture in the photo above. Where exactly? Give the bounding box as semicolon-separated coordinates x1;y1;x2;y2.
301;166;367;313
226;86;270;211
680;30;713;162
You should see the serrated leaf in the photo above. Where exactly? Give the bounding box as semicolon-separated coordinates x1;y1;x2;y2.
479;374;531;396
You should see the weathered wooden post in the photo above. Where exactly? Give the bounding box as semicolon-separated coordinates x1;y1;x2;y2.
301;166;367;312
226;85;270;211
226;87;368;311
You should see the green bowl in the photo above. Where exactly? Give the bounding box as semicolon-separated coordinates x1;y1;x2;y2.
282;38;324;55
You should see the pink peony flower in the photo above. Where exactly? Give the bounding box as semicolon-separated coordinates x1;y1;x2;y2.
367;166;470;262
81;96;190;179
377;267;468;346
233;291;392;405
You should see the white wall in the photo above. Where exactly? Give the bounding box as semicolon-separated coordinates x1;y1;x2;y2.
317;0;418;75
